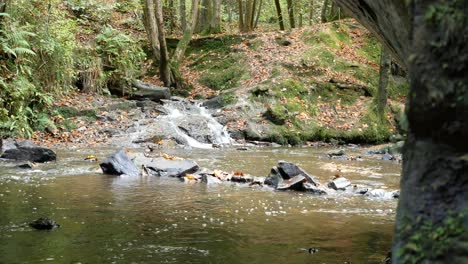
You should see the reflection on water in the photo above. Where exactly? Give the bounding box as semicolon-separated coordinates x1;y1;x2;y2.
0;146;399;263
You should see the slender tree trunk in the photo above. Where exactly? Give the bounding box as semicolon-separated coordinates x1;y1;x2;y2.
179;0;186;31
154;0;172;86
253;0;262;28
377;46;390;118
250;0;257;29
169;0;200;89
238;0;244;31
143;0;161;61
274;0;284;30
286;0;295;28
308;0;314;26
321;0;329;23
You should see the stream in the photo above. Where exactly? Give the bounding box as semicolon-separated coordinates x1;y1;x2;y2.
0;145;399;263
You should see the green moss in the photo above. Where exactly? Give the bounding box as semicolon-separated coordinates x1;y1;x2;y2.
358;36;381;64
54;106;80;118
198;64;245;90
219;92;237;106
398;212;466;264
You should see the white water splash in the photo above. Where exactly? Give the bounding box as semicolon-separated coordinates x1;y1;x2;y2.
157;100;232;149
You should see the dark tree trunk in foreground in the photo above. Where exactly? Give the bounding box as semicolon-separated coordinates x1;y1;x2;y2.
336;0;468;262
377;46;390;118
394;1;468;263
274;0;284;30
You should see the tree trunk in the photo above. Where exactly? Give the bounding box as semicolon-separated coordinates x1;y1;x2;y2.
210;0;221;33
328;1;340;21
253;0;262;28
309;0;314;26
320;0;329;23
274;0;284;30
333;0;409;69
377;46;390;118
179;0;186;31
286;0;295;28
143;0;161;62
169;0;200;89
250;0;257;29
238;0;244;31
154;0;172;86
393;1;468;262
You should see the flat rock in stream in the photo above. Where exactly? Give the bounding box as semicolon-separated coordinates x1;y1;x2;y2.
277;175;306;191
100;149;140;176
0;139;56;163
327;177;351;190
144;157;199;177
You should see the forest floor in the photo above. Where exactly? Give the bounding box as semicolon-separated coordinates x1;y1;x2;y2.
30;17;408;148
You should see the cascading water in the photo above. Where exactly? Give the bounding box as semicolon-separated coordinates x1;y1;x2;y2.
156;100;232;149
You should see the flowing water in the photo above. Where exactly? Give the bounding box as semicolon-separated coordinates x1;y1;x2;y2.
0;146;400;263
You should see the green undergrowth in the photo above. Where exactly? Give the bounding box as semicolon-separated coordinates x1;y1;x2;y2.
185;36;250;91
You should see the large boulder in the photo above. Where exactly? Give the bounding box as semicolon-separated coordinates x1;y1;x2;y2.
277;161;323;187
267;161;328;194
144;157;199;177
264;166;283;188
178;117;214;143
0;139;56;163
100;149;140;176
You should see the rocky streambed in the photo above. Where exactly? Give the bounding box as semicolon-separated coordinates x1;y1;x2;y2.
0;139;400;263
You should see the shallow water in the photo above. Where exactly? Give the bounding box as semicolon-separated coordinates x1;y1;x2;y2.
0;146;400;263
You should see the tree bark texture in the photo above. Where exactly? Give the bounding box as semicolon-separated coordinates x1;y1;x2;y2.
286;0;295;28
334;0;409;68
274;0;284;30
393;1;468;262
320;0;329;23
179;0;186;31
154;0;172;86
143;0;161;62
377;46;390;118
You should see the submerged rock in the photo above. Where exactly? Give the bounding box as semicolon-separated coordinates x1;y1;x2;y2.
0;139;56;163
327;177;351;190
29;217;59;230
303;182;328;195
17;162;37;169
144;157;199;177
100;149;140;177
202;174;223;185
366;189;399;199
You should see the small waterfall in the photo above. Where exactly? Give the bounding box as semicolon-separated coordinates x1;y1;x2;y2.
156;100;232;149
